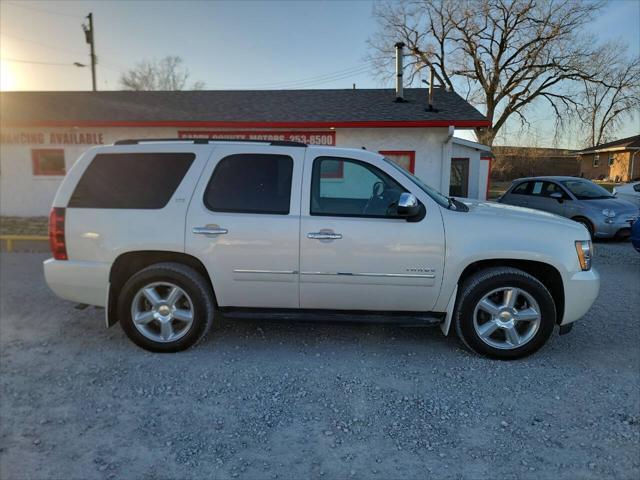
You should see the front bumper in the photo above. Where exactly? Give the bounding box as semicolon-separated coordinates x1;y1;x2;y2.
593;215;638;238
43;258;110;307
561;267;600;325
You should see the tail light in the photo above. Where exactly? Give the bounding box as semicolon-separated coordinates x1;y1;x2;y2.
48;207;67;260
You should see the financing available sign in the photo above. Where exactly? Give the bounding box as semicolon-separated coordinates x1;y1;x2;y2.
0;131;105;145
178;130;336;146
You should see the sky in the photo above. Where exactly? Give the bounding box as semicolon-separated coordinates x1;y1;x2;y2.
1;0;639;147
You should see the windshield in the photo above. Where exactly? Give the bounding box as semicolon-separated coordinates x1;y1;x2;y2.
561;179;614;200
383;157;451;208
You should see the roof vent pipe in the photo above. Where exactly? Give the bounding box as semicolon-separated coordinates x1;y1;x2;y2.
423;67;439;112
395;42;405;102
428;67;435;111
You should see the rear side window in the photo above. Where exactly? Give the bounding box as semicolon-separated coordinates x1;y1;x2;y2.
68;153;195;209
511;182;531;195
204;154;293;214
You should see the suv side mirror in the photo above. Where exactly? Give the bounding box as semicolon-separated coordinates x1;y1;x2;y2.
550;192;564;203
397;192;424;221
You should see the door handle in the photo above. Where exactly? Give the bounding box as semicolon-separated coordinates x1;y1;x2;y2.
307;232;342;240
193;226;228;235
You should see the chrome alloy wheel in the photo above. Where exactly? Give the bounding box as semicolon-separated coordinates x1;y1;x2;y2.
472;287;541;350
131;282;194;343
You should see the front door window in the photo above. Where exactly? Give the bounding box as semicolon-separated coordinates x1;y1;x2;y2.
311;157;406;218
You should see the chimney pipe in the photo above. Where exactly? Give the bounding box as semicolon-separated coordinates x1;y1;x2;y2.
395;42;405;102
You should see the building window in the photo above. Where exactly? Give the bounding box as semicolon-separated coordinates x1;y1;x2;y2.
379;151;416;173
319;158;344;179
593;154;600;167
32;149;65;176
608;153;615;166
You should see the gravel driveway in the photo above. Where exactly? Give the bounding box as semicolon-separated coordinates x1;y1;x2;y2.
1;243;639;480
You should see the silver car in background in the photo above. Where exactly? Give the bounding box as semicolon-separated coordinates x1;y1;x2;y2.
498;176;639;239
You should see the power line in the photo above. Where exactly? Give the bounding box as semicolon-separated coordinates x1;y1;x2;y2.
0;32;87;57
247;62;375;88
3;1;84;20
249;65;374;89
1;56;80;66
270;66;374;89
0;31;125;72
202;62;375;89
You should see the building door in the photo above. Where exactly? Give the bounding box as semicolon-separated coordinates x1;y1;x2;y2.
450;158;469;197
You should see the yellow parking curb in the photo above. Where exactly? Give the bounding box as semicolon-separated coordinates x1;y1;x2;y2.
0;235;49;252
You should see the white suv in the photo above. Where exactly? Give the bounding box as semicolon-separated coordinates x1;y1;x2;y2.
44;139;600;359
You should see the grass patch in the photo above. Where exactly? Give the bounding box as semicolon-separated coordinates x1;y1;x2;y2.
488;181;511;200
0;217;48;236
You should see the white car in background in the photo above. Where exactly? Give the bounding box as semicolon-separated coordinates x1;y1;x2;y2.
613;182;640;208
44;139;599;359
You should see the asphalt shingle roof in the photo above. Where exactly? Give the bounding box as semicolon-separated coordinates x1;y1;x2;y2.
0;88;488;126
576;134;640;154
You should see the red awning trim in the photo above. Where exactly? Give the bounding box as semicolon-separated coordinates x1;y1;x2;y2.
1;119;491;129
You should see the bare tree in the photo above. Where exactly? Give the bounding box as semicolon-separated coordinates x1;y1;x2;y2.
120;56;204;91
368;0;613;146
576;52;640;147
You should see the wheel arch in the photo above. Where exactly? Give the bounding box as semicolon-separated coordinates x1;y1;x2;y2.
457;259;565;325
107;250;216;327
570;216;594;235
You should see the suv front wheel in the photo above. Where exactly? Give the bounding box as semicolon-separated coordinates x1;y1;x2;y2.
454;267;556;360
117;262;215;352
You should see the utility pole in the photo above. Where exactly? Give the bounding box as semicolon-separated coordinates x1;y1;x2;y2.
83;13;96;91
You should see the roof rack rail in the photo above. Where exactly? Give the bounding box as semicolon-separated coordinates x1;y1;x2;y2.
113;138;307;147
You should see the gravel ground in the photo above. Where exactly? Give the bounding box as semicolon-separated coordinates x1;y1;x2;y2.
1;243;639;480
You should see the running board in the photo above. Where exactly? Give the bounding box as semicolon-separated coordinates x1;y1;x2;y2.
219;308;445;327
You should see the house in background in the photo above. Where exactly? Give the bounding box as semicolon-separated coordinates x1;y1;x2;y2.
576;134;640;182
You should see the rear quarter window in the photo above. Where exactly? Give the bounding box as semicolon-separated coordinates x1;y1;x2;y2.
511;182;530;195
68;153;195;209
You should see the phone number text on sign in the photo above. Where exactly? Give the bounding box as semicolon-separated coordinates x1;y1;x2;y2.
177;130;336;146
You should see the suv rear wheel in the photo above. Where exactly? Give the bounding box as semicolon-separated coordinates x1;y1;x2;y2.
454;267;556;360
117;262;215;352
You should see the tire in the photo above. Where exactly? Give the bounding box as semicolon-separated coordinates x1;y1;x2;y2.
454;267;556;360
573;217;594;239
117;262;215;353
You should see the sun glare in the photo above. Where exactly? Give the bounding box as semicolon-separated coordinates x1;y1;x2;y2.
1;60;17;90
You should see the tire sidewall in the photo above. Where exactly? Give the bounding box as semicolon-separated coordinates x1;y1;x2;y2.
457;272;556;360
575;218;594;239
118;265;211;353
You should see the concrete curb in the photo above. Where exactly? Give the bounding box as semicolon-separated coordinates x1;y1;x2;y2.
0;235;49;253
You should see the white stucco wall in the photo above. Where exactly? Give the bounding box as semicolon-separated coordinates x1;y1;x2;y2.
336;127;449;192
0;127;176;217
0;126;484;216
